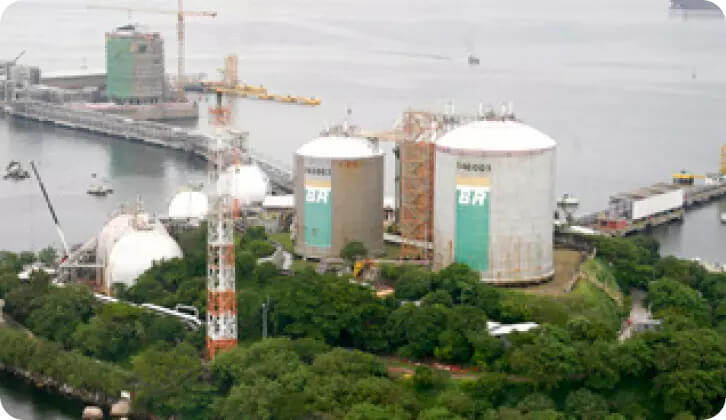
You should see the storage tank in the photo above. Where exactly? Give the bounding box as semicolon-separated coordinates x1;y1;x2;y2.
433;120;556;284
220;163;270;207
294;135;384;259
105;229;182;289
168;190;208;219
98;211;182;292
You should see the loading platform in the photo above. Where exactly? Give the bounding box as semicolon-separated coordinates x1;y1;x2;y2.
2;99;294;194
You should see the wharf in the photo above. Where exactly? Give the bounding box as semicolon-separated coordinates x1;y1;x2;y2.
1;100;293;193
574;181;726;236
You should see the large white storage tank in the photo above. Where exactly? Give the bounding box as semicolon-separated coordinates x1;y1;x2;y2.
168;190;209;220
294;135;384;259
97;211;183;292
220;163;270;207
433;120;556;284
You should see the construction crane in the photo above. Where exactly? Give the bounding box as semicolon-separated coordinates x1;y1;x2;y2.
87;3;217;101
2;49;26;79
29;161;71;261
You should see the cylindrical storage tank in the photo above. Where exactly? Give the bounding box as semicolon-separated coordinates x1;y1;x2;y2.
294;135;384;259
433;120;556;284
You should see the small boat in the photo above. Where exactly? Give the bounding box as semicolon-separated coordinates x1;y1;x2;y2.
720;212;726;224
87;174;113;197
4;161;30;180
468;54;480;65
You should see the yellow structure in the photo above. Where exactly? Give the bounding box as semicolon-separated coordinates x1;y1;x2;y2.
721;145;726;175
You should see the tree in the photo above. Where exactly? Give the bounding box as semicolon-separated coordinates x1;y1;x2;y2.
72;303;143;362
248;239;276;258
26;284;97;348
516;393;556;413
507;325;581;389
412;366;449;392
395;268;432;301
345;403;396;420
387;304;447;358
132;343;213;419
418;407;465;420
648;278;710;326
341;241;368;266
37;246;57;266
564;388;609;420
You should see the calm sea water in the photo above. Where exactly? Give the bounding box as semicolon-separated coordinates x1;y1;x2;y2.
1;0;726;415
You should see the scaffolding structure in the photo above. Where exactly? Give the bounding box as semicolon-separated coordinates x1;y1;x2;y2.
398;112;440;260
206;94;238;360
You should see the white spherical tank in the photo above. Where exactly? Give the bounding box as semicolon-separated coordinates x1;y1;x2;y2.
433;120;556;284
97;214;135;264
105;229;183;289
294;135;384;259
168;190;208;219
220;163;270;206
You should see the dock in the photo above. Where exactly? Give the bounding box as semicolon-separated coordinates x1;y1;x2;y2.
1;99;294;193
574;180;726;236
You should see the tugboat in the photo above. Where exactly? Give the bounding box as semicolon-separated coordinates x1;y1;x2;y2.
87;174;113;197
3;161;30;180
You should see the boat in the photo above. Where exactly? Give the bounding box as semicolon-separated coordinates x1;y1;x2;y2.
4;161;30;180
720;212;726;223
468;54;480;65
87;174;113;197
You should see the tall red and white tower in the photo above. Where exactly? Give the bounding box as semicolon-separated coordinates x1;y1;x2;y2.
206;93;238;359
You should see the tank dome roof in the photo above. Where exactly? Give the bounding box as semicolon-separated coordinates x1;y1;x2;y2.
168;190;208;219
436;120;556;153
106;229;183;288
296;136;383;159
97;213;136;263
220;163;269;206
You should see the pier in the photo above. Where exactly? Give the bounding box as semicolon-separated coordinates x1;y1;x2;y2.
574;180;726;236
1;99;294;193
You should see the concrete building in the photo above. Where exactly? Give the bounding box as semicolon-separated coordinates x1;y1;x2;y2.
433;120;556;284
105;24;165;105
294;135;384;259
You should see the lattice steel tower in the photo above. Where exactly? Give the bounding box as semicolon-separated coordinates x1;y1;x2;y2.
206;93;238;359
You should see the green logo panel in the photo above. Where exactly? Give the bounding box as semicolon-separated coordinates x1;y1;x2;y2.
455;188;490;272
304;187;332;248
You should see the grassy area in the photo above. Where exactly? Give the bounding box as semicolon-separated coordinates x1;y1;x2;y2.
269;232;294;253
583;258;619;291
382;243;401;260
520;249;583;296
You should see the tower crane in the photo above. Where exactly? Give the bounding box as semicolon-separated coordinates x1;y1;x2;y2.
87;3;217;102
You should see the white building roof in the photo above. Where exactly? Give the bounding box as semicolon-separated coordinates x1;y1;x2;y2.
487;321;539;337
436;120;556;153
296;136;383;159
262;194;295;209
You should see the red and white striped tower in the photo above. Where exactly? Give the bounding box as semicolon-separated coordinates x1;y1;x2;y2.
206;93;238;359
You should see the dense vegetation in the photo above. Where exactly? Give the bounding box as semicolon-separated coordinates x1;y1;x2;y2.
1;231;726;418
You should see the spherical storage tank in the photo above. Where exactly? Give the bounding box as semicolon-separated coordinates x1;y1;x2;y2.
106;229;183;288
433;120;556;284
220;163;270;207
294;135;384;259
168;190;208;219
97;211;183;292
